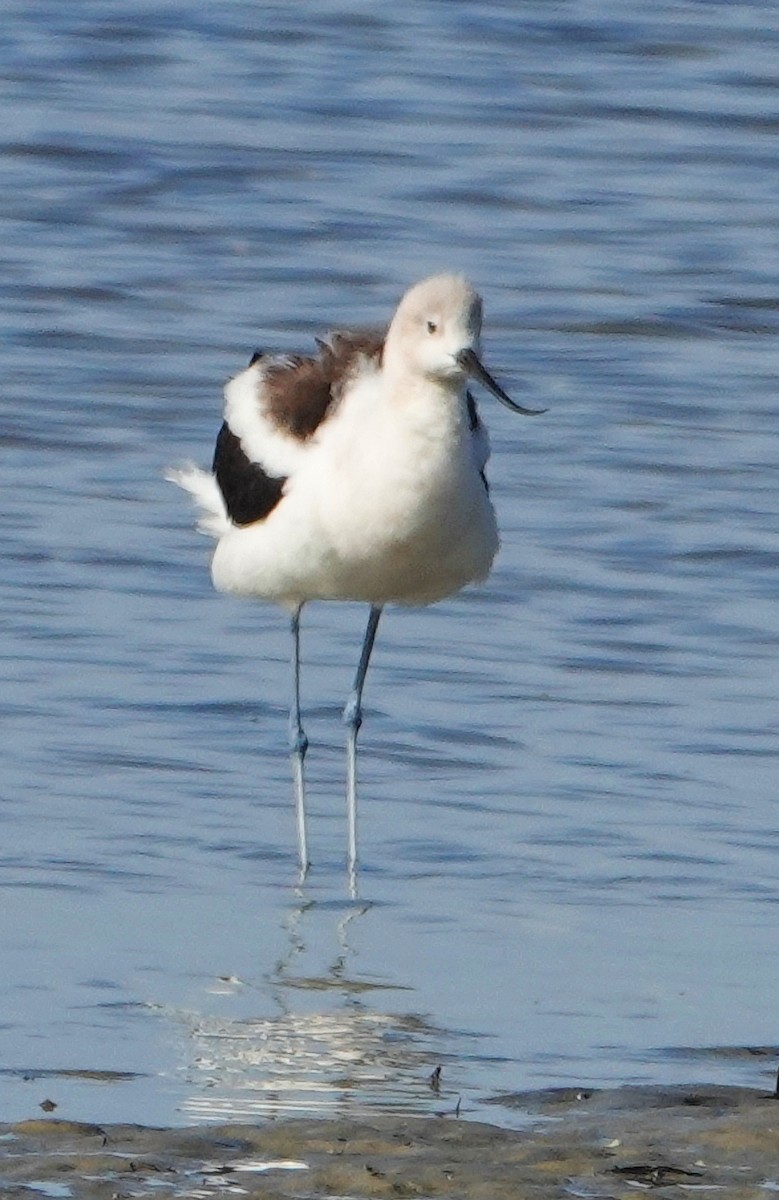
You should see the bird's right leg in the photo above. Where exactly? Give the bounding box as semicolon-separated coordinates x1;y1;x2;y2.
288;605;309;877
343;604;383;887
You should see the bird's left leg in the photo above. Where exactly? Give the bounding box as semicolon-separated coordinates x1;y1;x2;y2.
288;605;309;877
343;604;383;882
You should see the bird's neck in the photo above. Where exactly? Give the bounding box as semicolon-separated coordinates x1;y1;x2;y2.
381;364;467;441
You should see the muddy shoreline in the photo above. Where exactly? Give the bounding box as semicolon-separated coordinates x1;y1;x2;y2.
2;1084;778;1198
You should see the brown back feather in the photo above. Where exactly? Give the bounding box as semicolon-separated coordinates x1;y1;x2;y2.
263;330;384;439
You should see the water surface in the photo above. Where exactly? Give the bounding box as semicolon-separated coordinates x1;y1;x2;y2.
1;0;778;1126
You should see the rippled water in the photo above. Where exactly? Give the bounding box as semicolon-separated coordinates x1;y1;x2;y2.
2;0;778;1127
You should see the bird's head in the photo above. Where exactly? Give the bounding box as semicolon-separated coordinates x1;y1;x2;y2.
385;274;543;415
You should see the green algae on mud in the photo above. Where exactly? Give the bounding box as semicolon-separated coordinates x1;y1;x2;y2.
1;1085;778;1199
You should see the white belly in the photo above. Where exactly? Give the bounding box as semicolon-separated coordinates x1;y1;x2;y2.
211;466;498;608
324;481;498;604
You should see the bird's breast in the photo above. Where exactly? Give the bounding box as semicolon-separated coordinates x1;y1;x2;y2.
307;409;498;603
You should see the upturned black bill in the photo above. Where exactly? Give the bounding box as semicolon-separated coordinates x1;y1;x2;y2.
457;348;546;415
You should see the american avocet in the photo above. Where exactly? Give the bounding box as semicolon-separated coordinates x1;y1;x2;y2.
168;274;543;882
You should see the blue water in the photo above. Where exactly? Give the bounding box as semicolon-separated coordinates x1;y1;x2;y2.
1;0;778;1127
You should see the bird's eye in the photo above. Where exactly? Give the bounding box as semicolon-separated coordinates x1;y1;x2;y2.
426;320;438;334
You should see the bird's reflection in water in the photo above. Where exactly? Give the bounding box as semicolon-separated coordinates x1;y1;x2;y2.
178;898;455;1123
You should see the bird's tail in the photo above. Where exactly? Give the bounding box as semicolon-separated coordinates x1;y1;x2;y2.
165;465;231;538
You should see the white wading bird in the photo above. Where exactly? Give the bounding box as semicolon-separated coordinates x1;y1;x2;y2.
168;274;543;883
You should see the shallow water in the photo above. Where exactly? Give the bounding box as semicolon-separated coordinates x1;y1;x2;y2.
1;0;778;1127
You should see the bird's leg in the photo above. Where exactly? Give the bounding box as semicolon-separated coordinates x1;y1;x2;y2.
343;605;383;881
288;606;309;877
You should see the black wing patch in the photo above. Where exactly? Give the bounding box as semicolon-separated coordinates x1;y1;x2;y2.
466;390;479;432
466;392;489;492
213;422;286;526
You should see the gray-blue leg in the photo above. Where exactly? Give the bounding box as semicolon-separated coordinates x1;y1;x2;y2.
288;606;309;876
343;605;382;879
